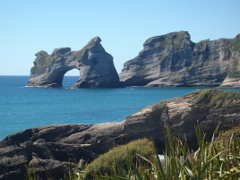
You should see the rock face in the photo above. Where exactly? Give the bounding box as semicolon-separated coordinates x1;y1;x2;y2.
1;90;240;179
120;31;240;87
27;37;120;88
221;76;240;88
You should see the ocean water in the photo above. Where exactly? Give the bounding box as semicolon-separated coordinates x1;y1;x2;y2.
0;76;237;140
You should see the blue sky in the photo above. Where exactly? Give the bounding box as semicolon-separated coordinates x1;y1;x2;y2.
0;0;239;75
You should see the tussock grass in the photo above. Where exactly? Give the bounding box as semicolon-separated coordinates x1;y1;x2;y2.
193;89;240;108
75;126;240;180
80;138;157;179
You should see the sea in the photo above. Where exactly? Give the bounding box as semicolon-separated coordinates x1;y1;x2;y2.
0;76;239;140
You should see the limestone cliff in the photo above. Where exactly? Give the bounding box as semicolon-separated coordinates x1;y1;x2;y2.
120;31;240;87
0;90;240;179
27;37;120;88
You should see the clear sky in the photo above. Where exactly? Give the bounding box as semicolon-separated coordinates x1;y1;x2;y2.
1;0;240;75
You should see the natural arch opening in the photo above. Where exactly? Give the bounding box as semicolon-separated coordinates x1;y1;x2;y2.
62;69;80;88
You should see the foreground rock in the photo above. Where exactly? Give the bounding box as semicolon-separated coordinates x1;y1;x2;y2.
120;31;240;87
27;37;120;88
1;90;240;179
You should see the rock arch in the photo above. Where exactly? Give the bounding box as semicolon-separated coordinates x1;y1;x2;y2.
27;37;120;88
62;68;80;87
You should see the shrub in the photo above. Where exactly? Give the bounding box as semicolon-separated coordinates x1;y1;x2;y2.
75;126;240;180
80;138;158;179
228;71;240;78
193;89;240;108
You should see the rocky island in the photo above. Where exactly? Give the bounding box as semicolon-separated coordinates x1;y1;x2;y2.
120;31;240;87
27;31;240;88
27;37;120;88
0;89;240;179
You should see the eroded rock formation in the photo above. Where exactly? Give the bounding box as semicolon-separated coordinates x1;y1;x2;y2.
27;37;120;88
120;31;240;87
0;90;240;179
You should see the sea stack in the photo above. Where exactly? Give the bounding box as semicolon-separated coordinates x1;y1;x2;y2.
27;37;120;88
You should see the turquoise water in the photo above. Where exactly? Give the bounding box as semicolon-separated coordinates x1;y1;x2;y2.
0;76;235;140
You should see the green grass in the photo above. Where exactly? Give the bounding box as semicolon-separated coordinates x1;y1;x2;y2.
78;138;157;179
37;56;53;66
152;101;167;111
74;126;240;180
232;38;240;53
137;68;149;76
228;71;240;78
193;89;240;108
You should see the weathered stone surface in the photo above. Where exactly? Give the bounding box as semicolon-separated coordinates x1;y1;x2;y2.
0;90;240;179
221;77;240;88
27;37;120;88
120;31;240;87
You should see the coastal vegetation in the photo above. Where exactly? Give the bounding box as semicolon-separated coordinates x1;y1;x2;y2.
73;126;240;180
193;89;240;108
229;71;240;79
